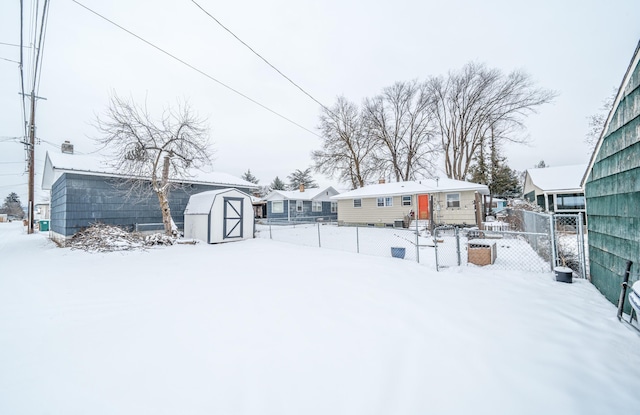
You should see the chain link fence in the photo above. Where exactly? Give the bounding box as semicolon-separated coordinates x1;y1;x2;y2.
434;210;587;277
256;222;437;265
256;210;588;277
434;225;552;273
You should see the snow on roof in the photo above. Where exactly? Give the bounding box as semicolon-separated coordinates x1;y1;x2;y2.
184;188;249;214
526;164;588;192
331;179;488;200
265;186;339;201
43;151;258;190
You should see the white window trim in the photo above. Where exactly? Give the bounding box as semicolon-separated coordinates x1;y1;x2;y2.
296;200;304;212
272;200;284;213
353;199;362;208
377;197;393;207
446;193;460;208
402;195;411;206
312;200;322;212
331;201;337;213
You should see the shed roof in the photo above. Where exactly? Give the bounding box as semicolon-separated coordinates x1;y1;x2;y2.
42;151;258;190
526;164;587;192
184;188;251;215
331;178;488;200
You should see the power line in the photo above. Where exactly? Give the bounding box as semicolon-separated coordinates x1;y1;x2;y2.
72;0;321;139
19;0;27;140
190;0;331;115
1;56;21;64
0;41;31;48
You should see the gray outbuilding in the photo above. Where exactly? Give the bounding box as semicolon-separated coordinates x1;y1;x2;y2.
184;188;255;243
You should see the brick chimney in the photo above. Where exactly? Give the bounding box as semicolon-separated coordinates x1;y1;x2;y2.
379;178;385;184
299;183;305;192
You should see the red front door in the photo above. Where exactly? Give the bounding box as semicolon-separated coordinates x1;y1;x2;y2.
418;194;429;219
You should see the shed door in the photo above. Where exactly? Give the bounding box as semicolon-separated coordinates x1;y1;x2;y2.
223;197;244;239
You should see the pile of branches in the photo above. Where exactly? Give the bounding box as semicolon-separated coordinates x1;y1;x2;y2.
69;223;175;252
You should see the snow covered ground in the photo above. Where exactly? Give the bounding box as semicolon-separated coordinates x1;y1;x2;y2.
1;221;639;414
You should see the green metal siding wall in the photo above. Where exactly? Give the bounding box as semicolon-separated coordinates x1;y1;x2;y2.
585;56;640;307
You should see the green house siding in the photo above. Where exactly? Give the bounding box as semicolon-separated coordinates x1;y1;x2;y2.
584;46;640;307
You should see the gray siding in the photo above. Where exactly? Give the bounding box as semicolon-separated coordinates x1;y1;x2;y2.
50;173;253;237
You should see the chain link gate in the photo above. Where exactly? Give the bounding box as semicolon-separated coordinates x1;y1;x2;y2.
434;226;461;270
553;213;587;279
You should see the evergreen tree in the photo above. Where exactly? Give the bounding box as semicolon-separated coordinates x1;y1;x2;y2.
287;168;318;189
241;169;260;184
270;176;286;191
1;192;25;219
468;130;522;214
535;160;547;168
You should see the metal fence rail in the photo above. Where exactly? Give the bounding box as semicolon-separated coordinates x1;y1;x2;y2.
256;222;435;264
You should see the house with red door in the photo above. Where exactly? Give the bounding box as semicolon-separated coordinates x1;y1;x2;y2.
331;178;489;227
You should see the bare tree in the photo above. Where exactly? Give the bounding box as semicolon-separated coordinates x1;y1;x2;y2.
427;62;556;180
95;94;213;235
364;80;439;182
585;87;617;152
312;96;377;189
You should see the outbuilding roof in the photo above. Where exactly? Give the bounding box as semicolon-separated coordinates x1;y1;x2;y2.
331;178;489;200
264;186;339;201
42;151;259;190
526;164;587;192
184;188;251;215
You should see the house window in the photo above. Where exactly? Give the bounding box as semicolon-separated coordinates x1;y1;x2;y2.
353;199;362;208
377;197;393;207
312;201;322;212
402;195;412;206
296;200;304;212
272;201;283;214
446;193;460;208
331;202;337;213
556;194;585;210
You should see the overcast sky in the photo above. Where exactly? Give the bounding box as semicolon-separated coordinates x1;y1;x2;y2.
1;0;639;203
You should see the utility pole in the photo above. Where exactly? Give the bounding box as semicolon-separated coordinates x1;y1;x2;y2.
20;92;46;234
28;91;35;234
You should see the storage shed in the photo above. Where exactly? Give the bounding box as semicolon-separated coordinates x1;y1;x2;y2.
184;188;254;243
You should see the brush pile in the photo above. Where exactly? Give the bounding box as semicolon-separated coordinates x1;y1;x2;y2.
69;223;175;252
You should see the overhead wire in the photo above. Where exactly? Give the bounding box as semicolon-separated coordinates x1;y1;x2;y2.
0;56;21;64
19;0;28;140
33;0;50;98
189;0;334;118
71;0;321;139
0;41;29;47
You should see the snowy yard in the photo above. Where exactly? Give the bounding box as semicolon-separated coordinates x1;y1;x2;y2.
1;221;639;414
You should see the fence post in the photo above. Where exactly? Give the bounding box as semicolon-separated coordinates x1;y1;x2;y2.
455;227;461;266
434;227;441;271
356;226;360;254
317;222;321;248
269;223;272;240
415;218;420;263
549;213;557;271
578;212;587;279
